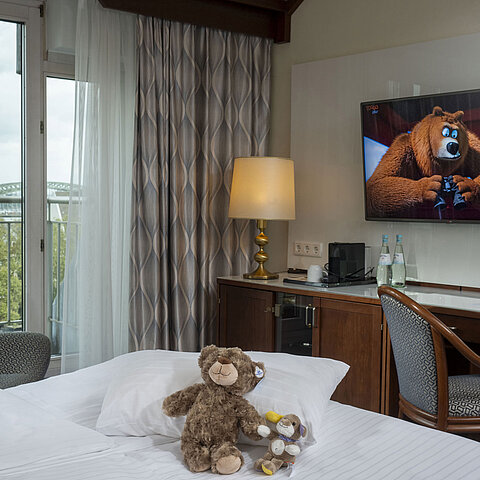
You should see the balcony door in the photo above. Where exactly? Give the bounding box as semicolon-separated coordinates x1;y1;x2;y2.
0;19;23;332
0;4;61;351
45;76;75;354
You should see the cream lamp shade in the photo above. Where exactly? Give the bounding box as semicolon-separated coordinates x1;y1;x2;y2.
228;157;295;220
228;156;295;280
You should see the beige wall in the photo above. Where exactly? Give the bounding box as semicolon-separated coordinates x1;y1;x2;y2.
267;0;480;272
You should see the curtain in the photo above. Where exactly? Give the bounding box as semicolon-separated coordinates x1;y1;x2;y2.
61;0;137;372
130;17;271;351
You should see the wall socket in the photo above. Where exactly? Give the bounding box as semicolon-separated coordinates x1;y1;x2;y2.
294;241;323;257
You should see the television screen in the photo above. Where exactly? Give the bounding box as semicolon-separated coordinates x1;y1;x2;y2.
362;89;480;222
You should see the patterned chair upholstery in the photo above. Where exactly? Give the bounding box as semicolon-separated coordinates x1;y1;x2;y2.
448;376;480;416
0;332;51;389
380;295;439;415
379;286;480;433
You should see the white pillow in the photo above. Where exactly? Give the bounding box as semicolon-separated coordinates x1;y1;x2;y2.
96;359;202;438
96;349;349;446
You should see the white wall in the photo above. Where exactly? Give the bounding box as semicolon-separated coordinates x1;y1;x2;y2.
268;0;480;277
288;33;480;287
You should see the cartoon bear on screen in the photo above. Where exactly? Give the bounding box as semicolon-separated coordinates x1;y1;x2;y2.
366;106;480;216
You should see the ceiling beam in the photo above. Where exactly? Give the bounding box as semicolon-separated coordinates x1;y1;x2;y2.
285;0;304;14
99;0;304;43
222;0;289;12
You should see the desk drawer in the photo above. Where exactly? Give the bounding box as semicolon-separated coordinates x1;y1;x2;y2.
435;313;480;344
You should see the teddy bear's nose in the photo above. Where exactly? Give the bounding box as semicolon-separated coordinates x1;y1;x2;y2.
217;356;232;365
447;142;459;155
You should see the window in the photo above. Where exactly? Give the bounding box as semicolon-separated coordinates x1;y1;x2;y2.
45;76;75;355
0;2;74;368
0;19;24;332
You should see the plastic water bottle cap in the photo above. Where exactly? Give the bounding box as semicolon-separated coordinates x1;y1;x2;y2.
396;234;402;241
382;234;388;241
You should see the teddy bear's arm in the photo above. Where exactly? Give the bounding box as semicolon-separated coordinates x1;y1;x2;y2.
162;383;205;417
285;444;300;456
257;424;279;441
366;134;442;215
234;397;266;441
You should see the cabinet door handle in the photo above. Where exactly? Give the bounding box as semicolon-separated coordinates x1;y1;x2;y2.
311;306;317;328
305;305;312;327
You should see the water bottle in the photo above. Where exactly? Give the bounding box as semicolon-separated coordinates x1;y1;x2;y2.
392;234;406;288
376;234;392;286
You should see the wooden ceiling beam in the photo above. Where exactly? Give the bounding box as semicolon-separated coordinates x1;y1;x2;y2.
222;0;289;12
99;0;303;43
285;0;304;14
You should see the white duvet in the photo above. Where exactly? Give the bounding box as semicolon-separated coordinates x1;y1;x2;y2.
3;351;480;480
0;389;112;474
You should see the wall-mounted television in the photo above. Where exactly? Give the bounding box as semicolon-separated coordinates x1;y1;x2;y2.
362;89;480;222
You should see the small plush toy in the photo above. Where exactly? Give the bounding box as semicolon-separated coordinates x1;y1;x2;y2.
162;345;266;475
255;411;307;475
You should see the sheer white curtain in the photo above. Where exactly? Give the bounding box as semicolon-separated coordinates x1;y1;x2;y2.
61;0;136;372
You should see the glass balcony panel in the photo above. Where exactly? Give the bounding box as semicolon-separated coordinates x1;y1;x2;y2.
46;76;75;355
0;20;24;332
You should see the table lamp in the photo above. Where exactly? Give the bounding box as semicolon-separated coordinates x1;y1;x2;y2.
228;156;295;280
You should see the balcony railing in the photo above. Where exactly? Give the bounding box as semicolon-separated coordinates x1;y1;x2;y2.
0;218;22;331
0;192;71;354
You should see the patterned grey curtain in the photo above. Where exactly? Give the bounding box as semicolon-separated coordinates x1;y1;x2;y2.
129;17;271;351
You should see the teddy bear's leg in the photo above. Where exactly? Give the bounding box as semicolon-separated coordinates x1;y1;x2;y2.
211;442;244;475
261;458;284;475
254;452;273;471
181;438;211;473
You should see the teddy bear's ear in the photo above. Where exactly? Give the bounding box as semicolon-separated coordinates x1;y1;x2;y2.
433;106;444;116
453;110;464;122
300;424;307;438
253;361;266;385
198;345;218;367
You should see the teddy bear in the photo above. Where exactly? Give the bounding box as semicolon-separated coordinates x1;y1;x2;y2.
255;411;307;475
366;106;480;217
162;345;266;475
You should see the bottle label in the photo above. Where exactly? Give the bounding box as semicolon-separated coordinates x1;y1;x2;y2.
378;253;391;266
393;253;404;265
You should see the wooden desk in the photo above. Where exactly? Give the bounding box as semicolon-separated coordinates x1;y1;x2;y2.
217;275;480;416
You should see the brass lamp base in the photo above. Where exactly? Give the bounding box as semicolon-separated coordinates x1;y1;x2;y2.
243;219;279;280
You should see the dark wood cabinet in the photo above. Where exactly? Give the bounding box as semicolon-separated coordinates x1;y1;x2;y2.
316;298;383;412
218;284;275;351
217;277;480;416
218;281;384;412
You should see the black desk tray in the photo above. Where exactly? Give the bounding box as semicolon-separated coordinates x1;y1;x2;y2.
283;277;376;288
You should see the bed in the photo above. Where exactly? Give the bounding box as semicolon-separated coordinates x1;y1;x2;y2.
2;349;480;480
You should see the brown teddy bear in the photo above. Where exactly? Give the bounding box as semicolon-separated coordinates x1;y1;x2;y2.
255;411;307;475
366;106;480;216
162;345;266;475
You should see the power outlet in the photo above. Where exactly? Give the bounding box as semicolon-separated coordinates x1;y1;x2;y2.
294;241;323;257
294;242;302;255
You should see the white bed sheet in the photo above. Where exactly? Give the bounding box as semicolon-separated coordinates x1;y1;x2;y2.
4;352;480;480
3;401;480;480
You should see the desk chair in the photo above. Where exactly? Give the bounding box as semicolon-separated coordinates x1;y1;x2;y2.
0;331;51;388
379;286;480;433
